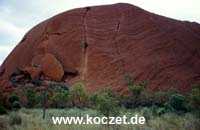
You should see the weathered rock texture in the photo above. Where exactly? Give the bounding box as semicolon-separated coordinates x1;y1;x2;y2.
0;3;200;93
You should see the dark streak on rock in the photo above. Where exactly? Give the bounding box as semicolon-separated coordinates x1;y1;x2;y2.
0;67;5;77
113;21;121;54
83;8;90;52
82;7;91;80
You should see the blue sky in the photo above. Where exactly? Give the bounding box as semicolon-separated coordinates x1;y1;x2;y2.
0;0;200;65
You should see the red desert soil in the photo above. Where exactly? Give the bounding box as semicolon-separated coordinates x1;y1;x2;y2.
0;3;200;94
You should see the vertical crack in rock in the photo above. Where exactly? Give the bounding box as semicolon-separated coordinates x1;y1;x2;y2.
82;7;90;80
114;22;121;54
113;21;126;73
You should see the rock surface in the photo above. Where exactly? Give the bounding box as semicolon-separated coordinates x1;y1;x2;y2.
0;3;200;93
40;53;64;81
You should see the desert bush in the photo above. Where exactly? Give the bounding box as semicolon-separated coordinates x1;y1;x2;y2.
50;86;69;108
8;93;21;110
151;106;168;116
35;92;43;107
26;88;40;108
0;106;8;115
50;81;68;91
124;74;133;86
128;82;145;108
139;91;172;107
12;101;21;110
90;88;119;117
119;95;133;108
8;93;19;105
21;87;44;108
165;94;188;112
69;82;88;108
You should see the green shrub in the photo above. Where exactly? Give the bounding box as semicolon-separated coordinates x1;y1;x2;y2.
128;82;145;98
50;87;69;108
69;83;88;108
128;82;145;108
0;105;8;115
12;101;21;110
165;94;188;112
139;91;172;107
155;107;167;116
8;93;19;105
124;74;133;86
119;95;133;108
24;88;37;108
35;92;43;107
90;88;119;117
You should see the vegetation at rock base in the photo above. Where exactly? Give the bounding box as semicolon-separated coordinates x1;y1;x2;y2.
68;82;88;108
50;86;69;108
8;93;21;110
1;82;200;115
0;81;199;130
8;93;19;105
90;88;120;117
12;101;21;110
0;106;8;115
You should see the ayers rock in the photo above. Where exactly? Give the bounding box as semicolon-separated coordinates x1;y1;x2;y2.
0;3;200;94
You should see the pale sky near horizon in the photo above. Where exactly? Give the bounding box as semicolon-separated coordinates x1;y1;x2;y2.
0;0;200;65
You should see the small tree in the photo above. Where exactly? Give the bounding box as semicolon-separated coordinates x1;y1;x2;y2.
69;83;88;108
8;93;19;106
12;101;21;110
0;106;8;115
50;86;69;108
25;88;37;108
90;88;119;117
35;92;43;107
128;82;145;108
8;93;21;110
165;94;188;112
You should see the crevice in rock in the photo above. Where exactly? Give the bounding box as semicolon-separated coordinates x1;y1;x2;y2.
113;21;121;54
113;21;126;73
82;7;91;80
8;68;31;85
63;71;79;80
